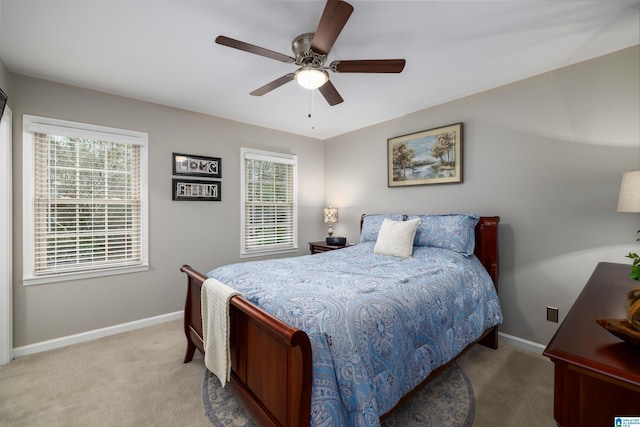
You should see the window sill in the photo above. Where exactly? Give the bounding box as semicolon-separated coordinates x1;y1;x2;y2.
22;264;149;286
240;247;298;259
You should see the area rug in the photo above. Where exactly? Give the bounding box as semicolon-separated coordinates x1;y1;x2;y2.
203;362;475;427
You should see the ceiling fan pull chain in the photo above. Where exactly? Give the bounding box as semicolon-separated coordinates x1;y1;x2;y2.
308;89;315;118
308;90;316;130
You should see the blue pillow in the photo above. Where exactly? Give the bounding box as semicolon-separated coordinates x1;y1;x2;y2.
407;214;479;255
360;214;405;242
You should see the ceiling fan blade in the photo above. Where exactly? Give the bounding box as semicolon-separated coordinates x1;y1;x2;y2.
250;73;295;96
331;59;406;73
318;80;344;106
216;35;295;64
311;0;354;56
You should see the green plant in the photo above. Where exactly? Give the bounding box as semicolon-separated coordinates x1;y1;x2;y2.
627;230;640;281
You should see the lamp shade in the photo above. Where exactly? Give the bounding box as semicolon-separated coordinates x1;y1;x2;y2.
323;207;338;224
618;171;640;212
295;68;328;90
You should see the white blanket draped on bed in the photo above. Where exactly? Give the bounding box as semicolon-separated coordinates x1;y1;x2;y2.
201;277;242;387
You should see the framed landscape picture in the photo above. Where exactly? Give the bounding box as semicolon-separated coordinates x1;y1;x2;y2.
172;153;221;178
172;179;221;201
387;122;463;187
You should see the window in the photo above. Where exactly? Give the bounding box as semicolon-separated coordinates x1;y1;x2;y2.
22;115;148;284
241;148;297;257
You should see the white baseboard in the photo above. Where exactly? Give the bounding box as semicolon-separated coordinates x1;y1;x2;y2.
13;311;184;359
499;331;546;354
12;313;545;359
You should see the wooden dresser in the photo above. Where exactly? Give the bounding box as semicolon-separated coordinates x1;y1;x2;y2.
543;262;640;427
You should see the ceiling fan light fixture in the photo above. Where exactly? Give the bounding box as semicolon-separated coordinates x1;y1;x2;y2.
295;67;328;90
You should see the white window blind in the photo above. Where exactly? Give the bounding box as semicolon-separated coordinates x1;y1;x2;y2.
241;148;297;257
23;115;148;284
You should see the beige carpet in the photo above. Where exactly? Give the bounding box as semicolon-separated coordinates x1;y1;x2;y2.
0;320;555;427
458;339;556;427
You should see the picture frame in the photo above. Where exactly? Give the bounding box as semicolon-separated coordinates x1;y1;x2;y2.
172;153;221;178
387;122;463;187
172;179;221;201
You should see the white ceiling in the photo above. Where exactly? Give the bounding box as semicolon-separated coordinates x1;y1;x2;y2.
1;0;639;140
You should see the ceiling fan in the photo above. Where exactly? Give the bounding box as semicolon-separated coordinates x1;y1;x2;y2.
215;0;406;106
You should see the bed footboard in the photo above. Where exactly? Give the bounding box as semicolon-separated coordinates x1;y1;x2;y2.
180;265;312;427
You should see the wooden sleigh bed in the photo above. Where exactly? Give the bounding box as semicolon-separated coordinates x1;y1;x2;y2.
181;215;500;427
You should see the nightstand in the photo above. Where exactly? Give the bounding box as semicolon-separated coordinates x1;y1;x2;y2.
308;241;348;254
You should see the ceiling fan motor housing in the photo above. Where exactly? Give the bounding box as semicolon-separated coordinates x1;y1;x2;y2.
292;33;326;68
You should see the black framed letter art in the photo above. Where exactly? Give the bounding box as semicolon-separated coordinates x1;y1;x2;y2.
172;153;221;178
172;179;221;201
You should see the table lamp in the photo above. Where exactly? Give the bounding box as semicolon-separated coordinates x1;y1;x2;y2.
323;206;346;246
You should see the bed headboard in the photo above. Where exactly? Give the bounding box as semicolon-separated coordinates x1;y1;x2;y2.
359;214;500;291
474;216;500;290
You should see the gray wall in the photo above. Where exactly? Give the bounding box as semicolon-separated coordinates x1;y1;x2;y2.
324;46;640;346
10;76;325;347
0;58;9;98
7;46;640;348
0;57;9;115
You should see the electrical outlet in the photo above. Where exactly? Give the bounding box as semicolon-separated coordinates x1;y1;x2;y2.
547;306;559;323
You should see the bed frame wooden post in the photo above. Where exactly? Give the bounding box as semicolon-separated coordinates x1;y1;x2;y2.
475;216;500;349
181;265;205;363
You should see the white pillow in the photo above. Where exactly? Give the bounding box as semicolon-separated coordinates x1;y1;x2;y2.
373;218;420;258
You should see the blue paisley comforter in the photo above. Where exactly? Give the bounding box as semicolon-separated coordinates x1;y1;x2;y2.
207;242;503;427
